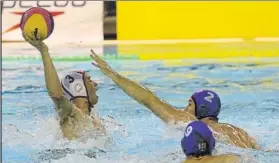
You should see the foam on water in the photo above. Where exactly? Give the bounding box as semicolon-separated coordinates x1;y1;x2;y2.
3;114;129;163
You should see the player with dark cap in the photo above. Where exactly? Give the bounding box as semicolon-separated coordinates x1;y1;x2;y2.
181;121;241;163
90;50;260;149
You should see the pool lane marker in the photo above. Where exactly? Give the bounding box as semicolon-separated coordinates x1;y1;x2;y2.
2;54;140;61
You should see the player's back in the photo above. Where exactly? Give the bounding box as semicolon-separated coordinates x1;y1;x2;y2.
207;121;260;149
183;154;241;163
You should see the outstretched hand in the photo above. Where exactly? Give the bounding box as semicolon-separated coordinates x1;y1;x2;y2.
90;49;115;77
22;32;48;52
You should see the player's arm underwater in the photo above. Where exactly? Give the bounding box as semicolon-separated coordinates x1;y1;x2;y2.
90;50;196;123
22;33;73;121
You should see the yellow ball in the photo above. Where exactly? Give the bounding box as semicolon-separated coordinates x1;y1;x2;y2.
20;7;54;41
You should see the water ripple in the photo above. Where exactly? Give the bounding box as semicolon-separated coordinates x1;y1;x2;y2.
3;59;279;163
2;85;46;94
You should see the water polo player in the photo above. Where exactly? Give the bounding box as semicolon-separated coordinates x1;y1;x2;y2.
181;121;241;163
90;50;260;149
22;33;106;140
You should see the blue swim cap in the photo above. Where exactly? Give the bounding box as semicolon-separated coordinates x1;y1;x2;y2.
191;90;221;119
181;121;215;157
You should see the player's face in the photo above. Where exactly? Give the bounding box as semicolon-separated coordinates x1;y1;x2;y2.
84;73;98;105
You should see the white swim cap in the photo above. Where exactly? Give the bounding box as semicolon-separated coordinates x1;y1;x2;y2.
61;71;88;101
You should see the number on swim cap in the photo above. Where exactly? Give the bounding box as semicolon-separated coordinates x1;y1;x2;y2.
185;126;193;137
204;92;214;103
65;75;74;83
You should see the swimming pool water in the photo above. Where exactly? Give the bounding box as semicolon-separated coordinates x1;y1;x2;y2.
2;59;279;163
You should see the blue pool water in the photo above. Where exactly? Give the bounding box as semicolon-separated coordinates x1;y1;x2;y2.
2;59;279;163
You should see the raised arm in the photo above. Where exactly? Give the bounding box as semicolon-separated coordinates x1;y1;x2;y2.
90;50;196;123
23;34;73;120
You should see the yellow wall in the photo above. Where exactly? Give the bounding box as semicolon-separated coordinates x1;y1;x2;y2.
117;1;279;40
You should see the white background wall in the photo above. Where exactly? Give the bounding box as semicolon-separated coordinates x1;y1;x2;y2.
2;1;104;45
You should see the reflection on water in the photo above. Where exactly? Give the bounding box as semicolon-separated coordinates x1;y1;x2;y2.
2;59;279;163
